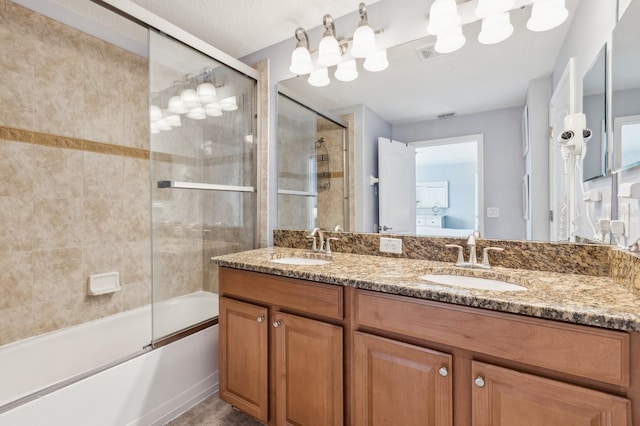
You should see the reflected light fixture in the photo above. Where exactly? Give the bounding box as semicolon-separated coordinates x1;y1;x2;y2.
427;0;570;53
288;2;387;87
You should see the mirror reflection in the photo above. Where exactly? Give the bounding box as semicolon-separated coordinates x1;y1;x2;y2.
276;0;619;243
612;0;640;172
582;45;607;181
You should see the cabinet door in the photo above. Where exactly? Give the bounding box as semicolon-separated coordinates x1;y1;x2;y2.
353;332;453;426
219;297;269;423
273;311;343;426
472;361;631;426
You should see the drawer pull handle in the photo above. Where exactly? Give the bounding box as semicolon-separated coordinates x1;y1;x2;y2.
474;376;485;388
273;321;281;328
438;367;448;377
256;316;264;323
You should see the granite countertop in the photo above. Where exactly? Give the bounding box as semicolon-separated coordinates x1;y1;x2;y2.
213;247;640;332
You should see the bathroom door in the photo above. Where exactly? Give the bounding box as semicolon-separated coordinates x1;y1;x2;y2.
378;137;416;234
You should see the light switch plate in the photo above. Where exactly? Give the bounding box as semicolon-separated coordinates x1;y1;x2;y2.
487;207;499;218
380;237;402;254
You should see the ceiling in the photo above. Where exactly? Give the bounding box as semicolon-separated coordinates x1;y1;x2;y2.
21;0;580;125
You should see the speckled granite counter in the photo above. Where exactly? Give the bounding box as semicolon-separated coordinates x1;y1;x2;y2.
213;247;640;332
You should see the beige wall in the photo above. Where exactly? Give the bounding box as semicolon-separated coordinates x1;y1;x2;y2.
0;1;150;345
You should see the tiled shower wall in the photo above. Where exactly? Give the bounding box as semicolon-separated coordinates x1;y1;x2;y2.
316;118;346;231
0;1;150;345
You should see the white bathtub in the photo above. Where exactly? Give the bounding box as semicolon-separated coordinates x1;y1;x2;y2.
0;291;219;425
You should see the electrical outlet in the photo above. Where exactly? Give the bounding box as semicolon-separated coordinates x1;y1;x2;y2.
380;237;402;254
487;207;499;218
621;203;631;237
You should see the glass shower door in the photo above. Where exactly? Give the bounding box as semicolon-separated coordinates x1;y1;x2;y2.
148;30;256;341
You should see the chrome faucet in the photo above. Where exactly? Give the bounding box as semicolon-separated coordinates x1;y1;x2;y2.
445;230;504;269
307;228;325;252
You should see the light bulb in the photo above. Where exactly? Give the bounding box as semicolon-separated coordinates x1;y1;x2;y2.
205;104;223;117
186;107;206;120
149;105;162;122
168;96;188;114
434;26;466;53
220;96;238;111
289;46;313;75
427;0;461;35
157;118;171;131
197;83;217;104
363;50;389;72
308;68;330;87
478;12;514;44
150;122;160;134
180;88;200;110
317;34;341;67
351;24;377;58
527;0;568;32
335;60;358;82
165;114;181;127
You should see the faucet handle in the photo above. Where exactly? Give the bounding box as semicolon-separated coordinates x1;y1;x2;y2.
325;237;339;255
306;235;318;252
445;244;465;266
481;247;504;267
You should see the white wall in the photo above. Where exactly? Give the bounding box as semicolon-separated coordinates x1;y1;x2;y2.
392;107;525;240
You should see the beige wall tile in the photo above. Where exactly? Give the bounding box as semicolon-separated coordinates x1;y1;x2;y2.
0;251;32;310
81;291;123;323
122;197;151;242
0;197;32;252
123;157;150;201
122;281;151;311
0;305;34;346
82;243;123;285
83;199;124;245
0;2;38;75
83;152;123;199
122;54;149;150
123;240;151;285
32;198;82;250
32;145;83;199
0;140;32;197
32;247;82;304
0;69;34;129
32;295;79;334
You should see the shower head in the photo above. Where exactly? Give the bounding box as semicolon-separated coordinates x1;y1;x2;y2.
315;137;325;148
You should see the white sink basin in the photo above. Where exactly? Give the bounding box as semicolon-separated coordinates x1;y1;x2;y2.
270;257;331;266
419;274;527;292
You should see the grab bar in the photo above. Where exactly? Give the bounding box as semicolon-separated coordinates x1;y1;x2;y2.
157;180;254;192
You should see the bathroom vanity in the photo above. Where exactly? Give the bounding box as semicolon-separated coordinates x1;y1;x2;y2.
214;247;640;426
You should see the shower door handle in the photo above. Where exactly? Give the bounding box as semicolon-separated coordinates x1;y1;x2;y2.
379;225;393;231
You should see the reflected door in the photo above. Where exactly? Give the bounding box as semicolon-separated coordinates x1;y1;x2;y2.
378;137;416;234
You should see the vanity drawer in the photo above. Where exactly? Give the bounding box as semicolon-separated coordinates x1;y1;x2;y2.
220;267;343;320
355;290;630;386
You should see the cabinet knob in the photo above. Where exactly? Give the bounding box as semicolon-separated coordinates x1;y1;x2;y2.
438;367;448;377
256;316;264;323
273;321;281;328
474;376;485;388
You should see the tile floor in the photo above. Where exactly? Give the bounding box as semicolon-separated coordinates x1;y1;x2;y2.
167;393;263;425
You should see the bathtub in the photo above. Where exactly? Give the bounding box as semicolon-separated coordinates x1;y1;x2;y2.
0;291;219;425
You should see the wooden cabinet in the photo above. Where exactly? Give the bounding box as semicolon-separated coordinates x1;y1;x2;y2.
353;332;453;426
219;297;269;422
471;361;631;426
219;268;344;425
273;312;343;426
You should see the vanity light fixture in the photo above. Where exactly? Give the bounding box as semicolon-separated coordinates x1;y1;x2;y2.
288;2;387;87
428;0;569;53
149;68;239;133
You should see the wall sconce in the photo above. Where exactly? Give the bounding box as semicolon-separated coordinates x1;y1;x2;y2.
288;2;387;87
427;0;569;53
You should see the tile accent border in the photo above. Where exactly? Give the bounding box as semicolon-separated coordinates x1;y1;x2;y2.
0;126;149;160
273;229;612;277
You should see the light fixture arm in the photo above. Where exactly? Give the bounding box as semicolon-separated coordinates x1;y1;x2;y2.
322;14;336;37
294;27;309;49
358;2;369;24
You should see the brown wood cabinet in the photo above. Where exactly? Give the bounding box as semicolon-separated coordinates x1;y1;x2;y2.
219;268;639;426
471;361;631;426
219;268;344;425
353;331;453;425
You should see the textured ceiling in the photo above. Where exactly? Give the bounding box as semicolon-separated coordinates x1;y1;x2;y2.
128;0;382;58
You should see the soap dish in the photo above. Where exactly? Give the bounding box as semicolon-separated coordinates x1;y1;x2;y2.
87;272;121;296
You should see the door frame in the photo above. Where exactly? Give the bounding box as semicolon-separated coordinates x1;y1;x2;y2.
411;134;484;237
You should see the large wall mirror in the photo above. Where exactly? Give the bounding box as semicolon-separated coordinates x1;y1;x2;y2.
276;0;621;243
612;0;640;172
582;45;607;181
